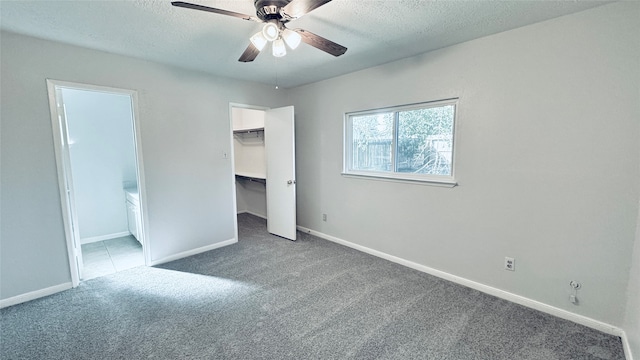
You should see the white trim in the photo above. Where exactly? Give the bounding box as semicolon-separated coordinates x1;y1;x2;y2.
237;210;267;219
46;79;149;287
230;104;239;244
0;283;72;309
229;102;271;244
347;98;460;117
297;225;626;338
343;98;459;187
341;172;457;187
622;332;634;360
46;79;81;287
80;231;131;244
148;238;237;266
129;90;151;268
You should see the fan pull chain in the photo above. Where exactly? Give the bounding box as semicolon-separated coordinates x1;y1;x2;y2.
275;57;279;89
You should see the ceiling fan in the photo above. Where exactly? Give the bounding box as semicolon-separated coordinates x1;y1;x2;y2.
171;0;347;62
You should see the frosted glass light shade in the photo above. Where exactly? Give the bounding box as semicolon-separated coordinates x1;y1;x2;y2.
282;29;302;50
250;32;268;51
262;23;279;42
272;38;286;57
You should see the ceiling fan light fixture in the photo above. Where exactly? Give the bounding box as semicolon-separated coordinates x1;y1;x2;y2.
172;1;348;62
282;29;302;50
272;38;286;57
262;22;279;42
250;31;268;51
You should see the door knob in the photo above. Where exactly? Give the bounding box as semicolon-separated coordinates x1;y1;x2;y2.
287;180;296;185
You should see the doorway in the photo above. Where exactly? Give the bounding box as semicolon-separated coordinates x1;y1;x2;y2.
47;80;148;286
230;103;297;241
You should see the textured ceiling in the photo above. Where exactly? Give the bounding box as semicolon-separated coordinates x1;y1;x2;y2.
0;0;611;88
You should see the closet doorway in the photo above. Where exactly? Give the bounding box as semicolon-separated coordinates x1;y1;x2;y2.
230;103;297;240
47;80;148;287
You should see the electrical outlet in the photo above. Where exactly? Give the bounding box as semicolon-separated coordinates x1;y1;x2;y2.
322;213;327;222
504;257;515;271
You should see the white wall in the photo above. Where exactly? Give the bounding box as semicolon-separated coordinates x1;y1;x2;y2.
236;180;267;218
0;31;281;300
62;88;136;240
287;1;640;327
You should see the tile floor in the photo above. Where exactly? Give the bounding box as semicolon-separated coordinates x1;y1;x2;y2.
81;236;144;280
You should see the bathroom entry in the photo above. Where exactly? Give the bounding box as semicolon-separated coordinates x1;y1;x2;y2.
47;80;147;286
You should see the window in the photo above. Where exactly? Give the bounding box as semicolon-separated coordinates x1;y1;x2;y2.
344;99;457;185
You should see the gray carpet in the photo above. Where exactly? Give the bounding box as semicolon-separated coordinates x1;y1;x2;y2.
1;214;625;359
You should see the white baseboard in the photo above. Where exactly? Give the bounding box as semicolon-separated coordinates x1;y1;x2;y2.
0;282;72;309
622;333;634;360
237;210;267;219
297;225;626;339
81;231;131;244
2;225;630;359
0;238;238;309
149;238;237;266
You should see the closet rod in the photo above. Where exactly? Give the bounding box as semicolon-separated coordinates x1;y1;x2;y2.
233;128;263;135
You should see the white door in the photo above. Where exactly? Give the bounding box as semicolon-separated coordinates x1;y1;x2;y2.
265;106;297;240
54;87;84;281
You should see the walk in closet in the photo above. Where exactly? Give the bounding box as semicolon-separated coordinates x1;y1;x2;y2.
231;105;297;240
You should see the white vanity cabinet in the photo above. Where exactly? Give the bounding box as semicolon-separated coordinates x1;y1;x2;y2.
125;188;142;245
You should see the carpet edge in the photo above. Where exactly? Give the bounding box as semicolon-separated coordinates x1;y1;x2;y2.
296;225;625;339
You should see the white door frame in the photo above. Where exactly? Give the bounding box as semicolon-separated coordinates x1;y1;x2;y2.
46;79;150;287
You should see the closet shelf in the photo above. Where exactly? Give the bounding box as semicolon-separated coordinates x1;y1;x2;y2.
233;127;264;134
235;172;266;184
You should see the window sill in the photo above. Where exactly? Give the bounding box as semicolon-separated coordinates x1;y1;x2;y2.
341;172;458;187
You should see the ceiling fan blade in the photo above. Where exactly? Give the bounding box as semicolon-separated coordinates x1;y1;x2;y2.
171;1;258;21
294;29;347;57
282;0;333;19
238;43;261;62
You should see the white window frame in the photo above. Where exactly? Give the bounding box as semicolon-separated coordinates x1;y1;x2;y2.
342;98;458;187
